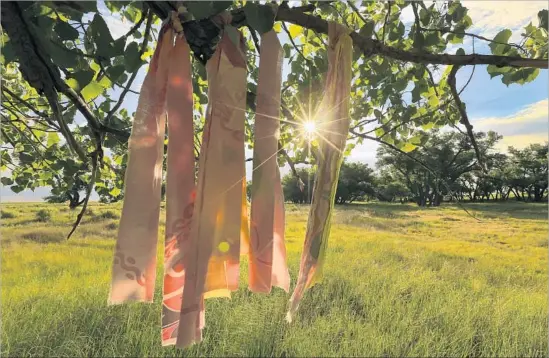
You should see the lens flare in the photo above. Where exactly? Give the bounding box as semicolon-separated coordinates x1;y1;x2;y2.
303;121;316;135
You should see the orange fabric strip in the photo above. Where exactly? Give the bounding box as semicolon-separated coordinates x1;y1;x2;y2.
176;25;247;348
161;34;201;346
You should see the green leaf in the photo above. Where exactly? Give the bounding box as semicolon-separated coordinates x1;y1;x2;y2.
73;70;95;89
419;8;431;26
124;42;143;72
486;64;511;78
424;31;440;47
109;187;122;197
46;42;79;68
47;132;59;147
413;32;424;49
428;94;439;107
289;24;303;39
1;41;16;64
461;15;473;29
243;3;275;34
489;29;512;55
421;122;435;130
401;142;418;153
55;21;79;41
90;14;116;58
81;81;103;102
503;67;540;85
538;9;548;31
112;37;126;56
186;1;232;20
123;6;141;23
359;21;375;38
105;1;128;13
106;65;126;82
1;177;14;186
11;185;24;194
456;48;465;56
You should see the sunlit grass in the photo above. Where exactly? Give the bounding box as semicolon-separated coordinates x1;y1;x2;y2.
1;201;547;357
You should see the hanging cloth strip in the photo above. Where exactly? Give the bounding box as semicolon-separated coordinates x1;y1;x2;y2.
161;29;200;345
108;26;174;305
176;13;248;348
249;30;290;293
286;22;353;322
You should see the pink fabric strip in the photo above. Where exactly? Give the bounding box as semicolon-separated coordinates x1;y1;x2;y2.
109;28;173;305
161;34;202;346
249;30;290;293
176;24;247;348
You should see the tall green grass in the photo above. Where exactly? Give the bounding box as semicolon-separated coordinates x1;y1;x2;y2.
1;201;547;357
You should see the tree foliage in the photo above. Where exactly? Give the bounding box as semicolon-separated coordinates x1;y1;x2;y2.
1;1;547;218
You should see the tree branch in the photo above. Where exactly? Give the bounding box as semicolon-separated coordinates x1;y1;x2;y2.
271;6;547;69
448;65;483;170
66;151;99;239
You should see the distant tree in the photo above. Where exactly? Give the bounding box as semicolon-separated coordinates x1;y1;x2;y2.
506;143;548;202
376;130;501;206
282;168;314;204
375;171;411;203
335;161;377;204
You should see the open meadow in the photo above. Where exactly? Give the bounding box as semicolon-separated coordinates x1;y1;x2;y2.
1;201;547;357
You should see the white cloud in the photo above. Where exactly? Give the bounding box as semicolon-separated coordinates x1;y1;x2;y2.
495;133;548;151
474;99;548;128
473;99;548;151
463;1;546;41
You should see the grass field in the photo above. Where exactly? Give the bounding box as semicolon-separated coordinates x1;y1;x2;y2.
1;201;547;357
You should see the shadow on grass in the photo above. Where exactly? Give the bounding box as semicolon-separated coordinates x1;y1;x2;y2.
292;276;369;325
461;201;548;221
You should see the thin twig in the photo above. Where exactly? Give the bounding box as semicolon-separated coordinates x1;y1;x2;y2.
381;1;391;44
248;25;261;54
67;151;99;239
105;11;153;123
281;22;308;62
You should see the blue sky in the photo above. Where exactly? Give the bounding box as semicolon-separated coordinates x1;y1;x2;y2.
2;1;547;202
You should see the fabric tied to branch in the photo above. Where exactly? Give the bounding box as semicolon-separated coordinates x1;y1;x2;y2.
286;22;353;322
249;30;290;293
176;16;248;348
109;27;173;305
161;34;200;346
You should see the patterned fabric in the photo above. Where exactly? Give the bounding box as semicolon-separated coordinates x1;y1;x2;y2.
162;34;199;346
249;30;290;293
176;17;248;348
286;22;353;322
108;15;295;349
109;27;173;305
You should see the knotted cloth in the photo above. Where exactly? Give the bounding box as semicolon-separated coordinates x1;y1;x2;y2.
176;13;249;348
108;24;202;346
109;14;292;349
249;30;290;294
286;22;353;322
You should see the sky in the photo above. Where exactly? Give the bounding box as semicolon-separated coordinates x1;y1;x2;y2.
2;1;548;202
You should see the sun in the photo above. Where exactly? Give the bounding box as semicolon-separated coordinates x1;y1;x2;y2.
303;121;316;135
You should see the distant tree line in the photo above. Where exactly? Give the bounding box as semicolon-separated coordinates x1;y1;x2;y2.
281;131;548;207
